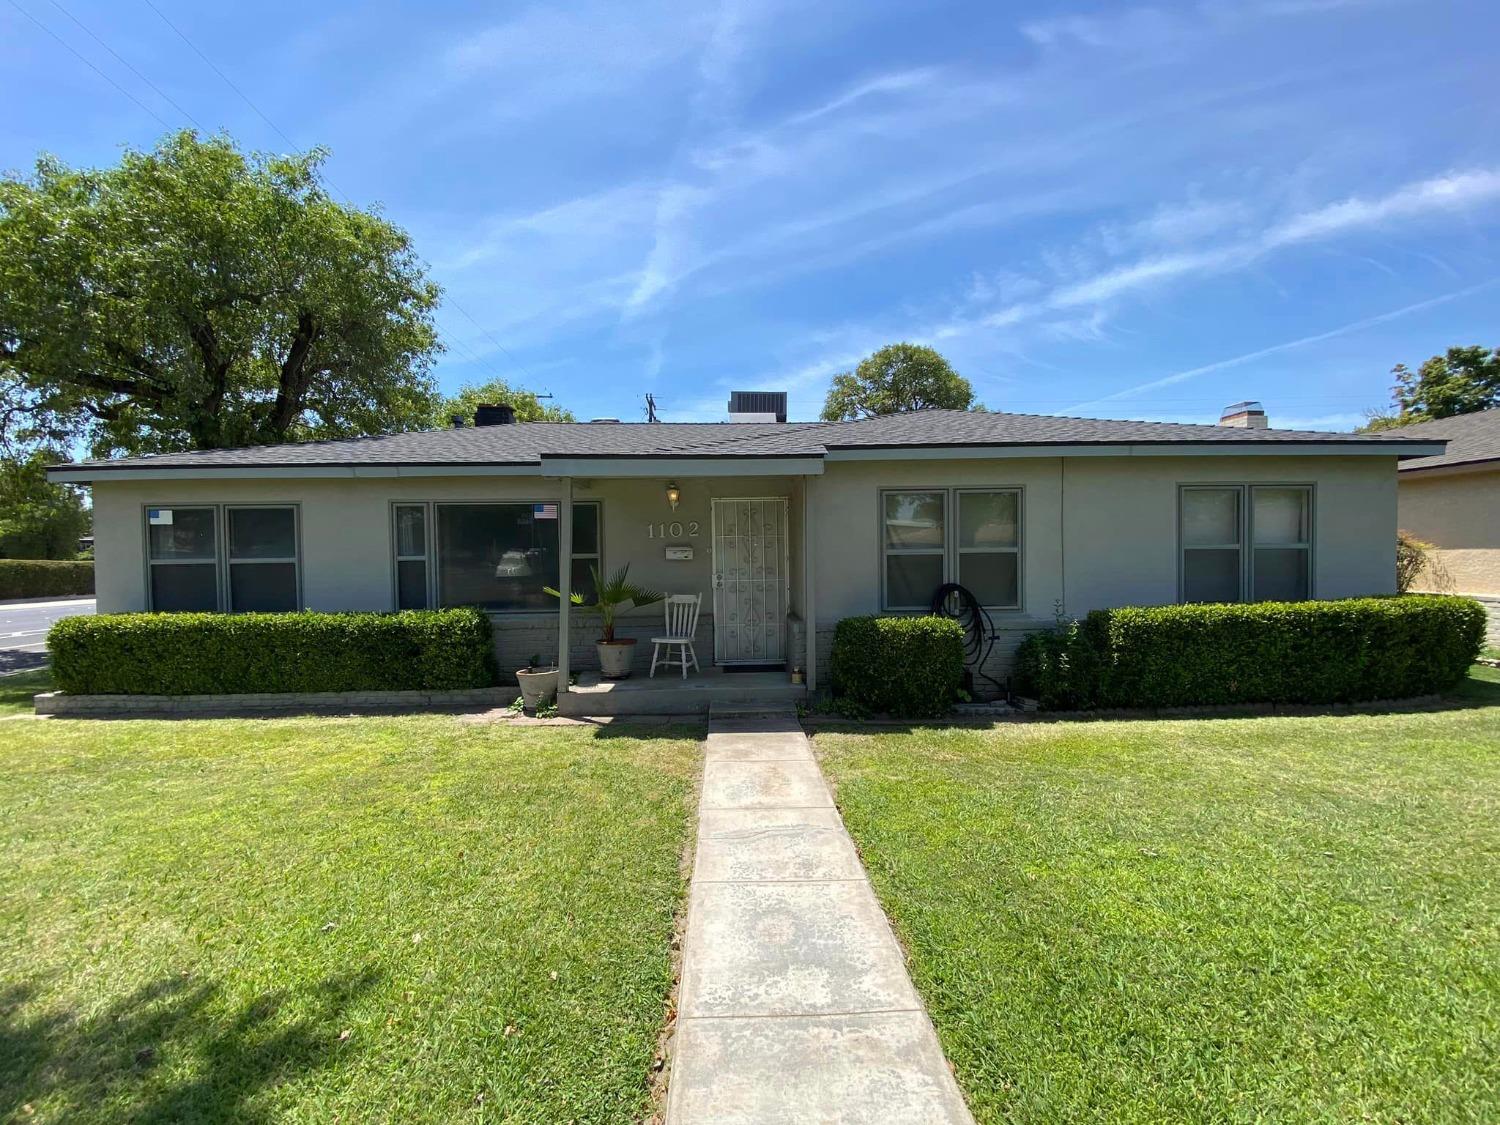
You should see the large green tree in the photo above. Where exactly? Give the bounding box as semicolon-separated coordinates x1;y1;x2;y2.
0;451;90;559
0;130;442;457
1362;345;1500;430
820;343;979;421
431;378;574;427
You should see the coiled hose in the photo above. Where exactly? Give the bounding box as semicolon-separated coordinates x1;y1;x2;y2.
930;582;1004;695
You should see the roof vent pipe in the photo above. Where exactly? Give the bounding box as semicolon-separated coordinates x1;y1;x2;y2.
474;403;516;426
449;414;466;428
1219;400;1268;429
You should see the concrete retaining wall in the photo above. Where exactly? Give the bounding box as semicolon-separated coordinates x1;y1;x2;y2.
35;687;517;718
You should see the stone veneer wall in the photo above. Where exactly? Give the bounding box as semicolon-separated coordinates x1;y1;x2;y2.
490;613;719;675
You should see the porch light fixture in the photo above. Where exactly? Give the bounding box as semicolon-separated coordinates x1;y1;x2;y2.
666;482;681;510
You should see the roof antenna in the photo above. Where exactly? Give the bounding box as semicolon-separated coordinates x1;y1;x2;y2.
645;393;660;423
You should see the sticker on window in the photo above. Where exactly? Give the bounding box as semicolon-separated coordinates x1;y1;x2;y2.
533;503;558;519
148;509;174;525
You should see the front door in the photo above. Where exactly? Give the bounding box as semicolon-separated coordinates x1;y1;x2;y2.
711;498;788;665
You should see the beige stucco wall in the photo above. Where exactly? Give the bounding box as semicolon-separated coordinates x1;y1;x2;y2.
806;454;1398;629
1396;467;1500;596
91;452;1402;684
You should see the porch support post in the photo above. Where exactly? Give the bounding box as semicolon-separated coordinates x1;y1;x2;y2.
557;478;572;693
803;474;817;692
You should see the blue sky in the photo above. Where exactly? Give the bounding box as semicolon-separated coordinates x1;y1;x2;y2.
3;0;1497;428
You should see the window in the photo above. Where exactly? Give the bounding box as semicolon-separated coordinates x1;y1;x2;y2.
147;506;219;611
393;505;428;609
392;501;601;611
145;505;300;612
227;507;300;611
1179;485;1312;603
880;488;1021;611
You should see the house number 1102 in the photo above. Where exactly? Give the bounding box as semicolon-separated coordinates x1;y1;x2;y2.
647;520;699;538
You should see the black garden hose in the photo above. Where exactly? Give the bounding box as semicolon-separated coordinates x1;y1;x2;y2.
929;582;1005;696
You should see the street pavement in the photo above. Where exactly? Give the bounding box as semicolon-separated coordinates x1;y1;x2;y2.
0;597;95;674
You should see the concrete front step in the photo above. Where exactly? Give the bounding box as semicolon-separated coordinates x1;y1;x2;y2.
556;669;805;717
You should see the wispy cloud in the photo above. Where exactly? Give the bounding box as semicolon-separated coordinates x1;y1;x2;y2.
973;167;1500;330
1064;278;1500;412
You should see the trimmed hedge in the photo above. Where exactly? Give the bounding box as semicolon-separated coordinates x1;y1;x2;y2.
1014;596;1486;710
830;615;966;718
0;559;94;599
49;608;497;696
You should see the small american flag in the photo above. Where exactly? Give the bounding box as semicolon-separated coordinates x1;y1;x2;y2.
533;502;558;519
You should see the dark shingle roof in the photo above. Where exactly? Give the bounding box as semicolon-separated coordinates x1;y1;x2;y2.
1386;408;1500;472
50;408;1441;474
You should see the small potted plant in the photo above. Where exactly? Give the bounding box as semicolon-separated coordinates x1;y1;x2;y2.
547;564;662;679
515;652;558;713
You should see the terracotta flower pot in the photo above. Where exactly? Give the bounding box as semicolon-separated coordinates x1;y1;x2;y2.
597;638;638;679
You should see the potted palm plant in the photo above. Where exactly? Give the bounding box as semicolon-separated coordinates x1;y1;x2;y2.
546;564;663;679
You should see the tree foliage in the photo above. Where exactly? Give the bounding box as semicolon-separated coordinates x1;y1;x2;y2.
431;378;574;427
820;343;978;421
1361;346;1500;430
0;130;443;457
0;451;90;559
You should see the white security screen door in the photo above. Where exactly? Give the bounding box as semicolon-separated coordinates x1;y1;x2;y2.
711;498;789;664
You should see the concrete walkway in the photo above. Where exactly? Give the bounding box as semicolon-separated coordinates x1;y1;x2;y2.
666;710;974;1124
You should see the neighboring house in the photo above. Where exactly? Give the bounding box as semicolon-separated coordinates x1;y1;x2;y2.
1390;408;1500;593
48;400;1444;694
1389;407;1500;645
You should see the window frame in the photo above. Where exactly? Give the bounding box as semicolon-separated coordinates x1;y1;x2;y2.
143;503;302;613
391;503;433;609
1177;483;1315;604
388;499;603;613
878;486;1024;613
224;504;303;612
144;504;222;612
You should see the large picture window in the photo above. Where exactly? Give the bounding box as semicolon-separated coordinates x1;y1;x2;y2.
880;488;1021;611
391;501;601;612
1179;484;1312;603
145;505;300;612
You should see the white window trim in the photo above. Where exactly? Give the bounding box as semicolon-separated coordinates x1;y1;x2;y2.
1178;483;1315;603
389;499;603;613
879;487;1024;612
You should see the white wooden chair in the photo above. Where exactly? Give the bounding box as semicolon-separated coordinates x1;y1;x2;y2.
650;594;702;679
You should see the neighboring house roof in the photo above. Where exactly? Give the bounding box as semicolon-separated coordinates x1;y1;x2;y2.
47;408;1446;480
1386;408;1500;474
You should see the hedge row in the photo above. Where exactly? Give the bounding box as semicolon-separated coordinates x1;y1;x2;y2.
1014;595;1486;710
49;608;498;695
830;615;966;718
0;559;94;599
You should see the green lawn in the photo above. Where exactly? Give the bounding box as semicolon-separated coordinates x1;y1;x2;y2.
0;714;699;1123
0;666;53;717
818;669;1500;1123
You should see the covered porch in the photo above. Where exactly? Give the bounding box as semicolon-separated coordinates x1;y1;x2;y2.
556;666;807;717
544;456;823;710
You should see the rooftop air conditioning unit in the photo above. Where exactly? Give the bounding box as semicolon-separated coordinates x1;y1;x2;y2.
727;390;787;423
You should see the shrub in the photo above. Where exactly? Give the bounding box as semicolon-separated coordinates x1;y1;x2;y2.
1016;596;1485;710
1395;530;1432;593
830;615;966;718
49;608;497;695
0;559;94;599
1013;617;1105;710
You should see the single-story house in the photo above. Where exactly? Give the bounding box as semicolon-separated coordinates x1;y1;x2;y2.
48;399;1446;695
1389;407;1499;644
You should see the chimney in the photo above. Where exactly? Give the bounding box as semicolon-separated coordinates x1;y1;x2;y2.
1219;400;1268;429
474;403;516;426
